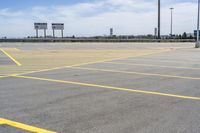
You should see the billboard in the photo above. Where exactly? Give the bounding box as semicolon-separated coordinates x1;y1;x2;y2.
52;23;64;30
34;23;48;30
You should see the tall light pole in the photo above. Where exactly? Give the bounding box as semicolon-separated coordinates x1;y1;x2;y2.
158;0;161;39
170;8;174;37
196;0;200;48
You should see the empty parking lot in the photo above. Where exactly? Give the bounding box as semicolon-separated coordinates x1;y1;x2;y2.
0;43;200;133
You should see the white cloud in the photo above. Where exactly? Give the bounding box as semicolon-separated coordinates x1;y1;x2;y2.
0;0;198;37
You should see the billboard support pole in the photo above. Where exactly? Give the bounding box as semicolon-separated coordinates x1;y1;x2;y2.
53;29;55;38
44;29;46;38
36;29;38;38
61;30;64;38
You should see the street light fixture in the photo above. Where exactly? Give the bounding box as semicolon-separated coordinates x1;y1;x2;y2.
170;7;174;37
196;0;200;48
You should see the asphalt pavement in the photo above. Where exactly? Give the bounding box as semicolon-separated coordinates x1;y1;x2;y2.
0;43;200;133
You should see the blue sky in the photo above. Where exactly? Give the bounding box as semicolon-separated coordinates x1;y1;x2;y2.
0;0;198;37
0;0;196;9
0;0;92;9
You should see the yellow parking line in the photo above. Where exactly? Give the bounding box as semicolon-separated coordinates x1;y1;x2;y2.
13;75;200;100
0;118;56;133
0;76;9;79
71;66;200;80
123;58;190;63
105;62;200;70
0;48;21;66
14;48;20;51
11;57;132;76
14;49;172;76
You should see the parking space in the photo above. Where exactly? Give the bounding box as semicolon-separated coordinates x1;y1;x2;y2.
0;49;16;66
1;77;200;133
0;43;200;133
21;65;200;97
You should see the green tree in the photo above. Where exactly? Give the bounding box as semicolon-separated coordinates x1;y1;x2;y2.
182;32;187;39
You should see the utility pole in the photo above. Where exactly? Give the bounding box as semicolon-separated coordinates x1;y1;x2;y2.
170;7;174;37
196;0;200;48
158;0;161;39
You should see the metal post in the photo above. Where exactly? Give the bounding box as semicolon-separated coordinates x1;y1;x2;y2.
44;29;46;38
36;29;38;38
170;8;174;37
196;0;200;48
53;29;55;38
158;0;161;39
61;30;64;38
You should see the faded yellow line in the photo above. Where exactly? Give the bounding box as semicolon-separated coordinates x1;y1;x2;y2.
14;49;171;76
0;75;10;79
105;62;200;70
123;58;191;64
0;118;56;133
0;48;21;66
0;76;8;79
14;48;20;51
0;76;5;78
13;75;200;100
12;57;133;76
71;66;200;80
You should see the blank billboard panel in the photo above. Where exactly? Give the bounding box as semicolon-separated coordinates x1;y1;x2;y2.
34;23;48;30
52;23;64;30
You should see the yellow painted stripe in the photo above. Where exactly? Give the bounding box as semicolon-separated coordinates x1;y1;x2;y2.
71;66;200;80
123;58;192;64
0;118;56;133
0;48;21;66
0;120;4;124
14;49;171;76
14;48;20;51
105;62;200;70
11;58;129;76
0;76;9;79
13;75;200;100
